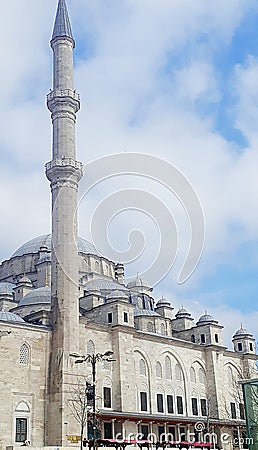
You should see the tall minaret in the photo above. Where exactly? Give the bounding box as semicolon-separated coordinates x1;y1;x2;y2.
45;0;82;444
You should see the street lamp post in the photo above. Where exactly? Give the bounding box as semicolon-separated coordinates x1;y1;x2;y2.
70;351;114;450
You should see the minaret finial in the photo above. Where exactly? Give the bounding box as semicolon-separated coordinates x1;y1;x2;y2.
52;0;74;42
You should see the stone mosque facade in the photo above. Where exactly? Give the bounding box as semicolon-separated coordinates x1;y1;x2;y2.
0;1;257;450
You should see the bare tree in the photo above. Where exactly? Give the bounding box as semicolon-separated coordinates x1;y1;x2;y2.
66;377;90;450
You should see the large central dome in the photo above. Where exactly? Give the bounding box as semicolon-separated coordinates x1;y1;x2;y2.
12;234;100;258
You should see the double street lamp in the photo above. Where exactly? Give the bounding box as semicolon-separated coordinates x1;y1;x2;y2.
70;351;114;450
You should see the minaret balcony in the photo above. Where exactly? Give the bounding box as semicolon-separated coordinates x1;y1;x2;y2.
47;89;80;113
47;89;80;102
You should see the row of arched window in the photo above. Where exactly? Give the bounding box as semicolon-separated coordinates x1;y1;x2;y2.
139;357;206;384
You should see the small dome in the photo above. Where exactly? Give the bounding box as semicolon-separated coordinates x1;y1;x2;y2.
175;307;191;319
19;287;51;307
156;297;170;307
197;312;218;325
233;324;253;338
0;310;25;323
127;275;149;289
17;276;33;286
106;290;128;300
0;282;15;295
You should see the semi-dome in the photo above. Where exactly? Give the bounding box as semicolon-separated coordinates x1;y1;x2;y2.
0;282;15;295
11;234;100;258
0;310;25;323
19;287;51;307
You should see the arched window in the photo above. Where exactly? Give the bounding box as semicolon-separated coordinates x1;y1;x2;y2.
103;359;111;370
147;322;155;332
87;340;95;356
15;402;30;443
165;356;172;380
139;358;147;376
227;366;234;386
95;261;100;272
199;368;206;384
19;344;29;365
190;367;196;383
161;323;166;335
156;361;162;378
175;364;182;381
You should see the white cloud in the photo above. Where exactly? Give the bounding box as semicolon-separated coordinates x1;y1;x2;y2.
1;0;258;331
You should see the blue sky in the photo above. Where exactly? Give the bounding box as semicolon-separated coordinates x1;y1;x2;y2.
1;0;258;348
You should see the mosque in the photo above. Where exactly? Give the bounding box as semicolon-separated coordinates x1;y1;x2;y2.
0;1;257;450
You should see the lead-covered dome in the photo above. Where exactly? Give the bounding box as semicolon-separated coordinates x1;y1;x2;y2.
12;234;100;258
197;313;218;325
0;310;25;323
0;282;15;295
19;287;51;307
233;325;253;337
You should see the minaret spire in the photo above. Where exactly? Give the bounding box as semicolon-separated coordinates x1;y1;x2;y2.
52;0;74;42
46;0;82;445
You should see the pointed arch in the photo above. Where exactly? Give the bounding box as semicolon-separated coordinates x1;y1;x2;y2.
139;358;147;376
87;340;95;356
165;356;172;380
175;364;182;381
190;367;196;383
156;361;162;378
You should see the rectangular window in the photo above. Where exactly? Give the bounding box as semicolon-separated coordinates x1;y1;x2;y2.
107;312;112;324
140;425;149;440
168;426;176;442
201;334;205;343
167;395;174;414
201;398;207;416
191;397;198;416
231;402;237;419
239;403;245;420
158;426;165;441
104;422;112;439
157;393;164;412
176;396;183;414
250;343;253;351
123;312;128;323
103;387;111;408
16;418;27;443
238;342;243;351
179;427;186;441
140;392;147;411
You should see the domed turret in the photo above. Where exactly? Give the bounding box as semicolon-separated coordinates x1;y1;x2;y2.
14;276;34;303
195;311;222;346
232;324;255;354
175;306;192;319
155;296;173;320
127;274;152;294
172;305;193;331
